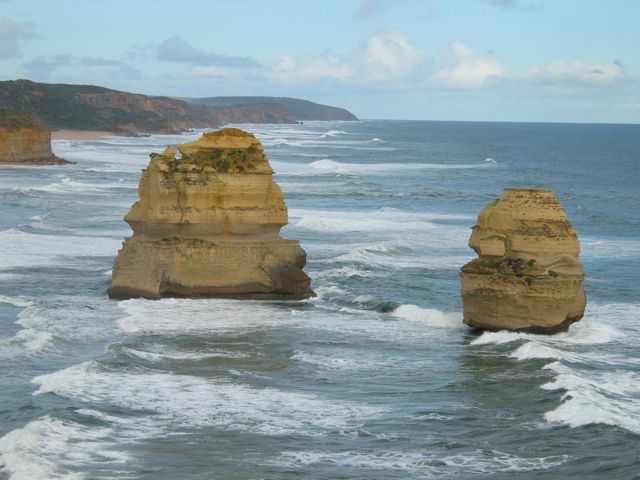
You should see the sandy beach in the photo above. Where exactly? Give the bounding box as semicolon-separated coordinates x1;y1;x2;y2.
52;130;115;140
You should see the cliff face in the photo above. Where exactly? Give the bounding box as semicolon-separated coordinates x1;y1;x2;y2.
0;80;297;134
108;128;313;299
76;92;295;132
460;188;586;333
187;96;358;121
0;109;67;164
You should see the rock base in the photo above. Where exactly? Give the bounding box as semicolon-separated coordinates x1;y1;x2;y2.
461;269;585;333
108;237;314;300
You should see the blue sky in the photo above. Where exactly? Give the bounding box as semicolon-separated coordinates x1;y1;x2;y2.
1;0;638;123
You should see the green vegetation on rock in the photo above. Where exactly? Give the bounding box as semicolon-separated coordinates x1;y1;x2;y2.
0;108;44;131
0;79;357;133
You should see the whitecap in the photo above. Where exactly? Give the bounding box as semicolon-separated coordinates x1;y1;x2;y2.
510;342;579;362
272;449;568;474
288;207;472;235
324;130;347;136
471;318;622;346
0;415;127;480
120;345;249;362
289;207;436;234
315;241;471;270
391;304;465;330
313;266;374;279
33;176;137;194
13;300;121;342
442;450;570;473
0;328;54;359
291;350;392;370
291;350;360;369
541;362;640;434
509;341;639;365
117;298;304;334
32;361;384;437
311;285;349;302
0;296;33;308
306;159;487;175
0;228;122;270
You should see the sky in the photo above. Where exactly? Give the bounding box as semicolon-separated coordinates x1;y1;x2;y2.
1;0;638;123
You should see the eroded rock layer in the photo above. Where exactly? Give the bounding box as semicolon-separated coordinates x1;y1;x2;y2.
460;188;586;333
0;109;67;165
108;128;313;299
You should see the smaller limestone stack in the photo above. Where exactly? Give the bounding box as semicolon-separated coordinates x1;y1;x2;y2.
0;109;68;165
108;128;313;299
460;188;586;333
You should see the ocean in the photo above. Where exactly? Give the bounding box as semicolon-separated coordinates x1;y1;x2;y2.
0;120;638;479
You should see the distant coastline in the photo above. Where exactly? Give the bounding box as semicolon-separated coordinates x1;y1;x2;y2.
0;79;358;136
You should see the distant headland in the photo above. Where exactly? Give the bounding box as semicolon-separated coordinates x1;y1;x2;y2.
0;79;358;136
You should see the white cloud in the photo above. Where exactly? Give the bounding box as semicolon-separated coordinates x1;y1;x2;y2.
273;30;426;84
274;55;296;72
298;53;353;80
527;60;623;86
364;30;426;79
432;41;507;88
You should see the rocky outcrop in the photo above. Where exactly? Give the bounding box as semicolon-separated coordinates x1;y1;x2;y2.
460;188;586;333
0;109;68;165
108;128;313;300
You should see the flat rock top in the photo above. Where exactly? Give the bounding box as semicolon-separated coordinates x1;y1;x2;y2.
479;188;574;224
154;128;272;175
175;128;264;155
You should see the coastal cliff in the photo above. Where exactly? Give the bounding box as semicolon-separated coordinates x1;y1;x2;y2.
186;96;358;121
460;188;586;333
0;109;68;165
108;128;313;299
0;80;357;134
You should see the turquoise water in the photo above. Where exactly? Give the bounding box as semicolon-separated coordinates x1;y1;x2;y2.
0;120;639;479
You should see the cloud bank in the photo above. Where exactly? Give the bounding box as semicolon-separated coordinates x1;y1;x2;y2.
0;16;35;59
156;36;260;68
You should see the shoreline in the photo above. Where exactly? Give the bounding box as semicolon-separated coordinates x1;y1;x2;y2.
52;130;116;140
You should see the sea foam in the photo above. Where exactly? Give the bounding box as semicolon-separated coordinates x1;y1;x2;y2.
0;415;127;480
0;228;122;270
541;362;640;434
272;449;568;475
391;304;465;330
32;361;384;437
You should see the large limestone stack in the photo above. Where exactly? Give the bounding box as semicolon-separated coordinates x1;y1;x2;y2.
460;188;586;333
108;128;313;299
0;109;68;165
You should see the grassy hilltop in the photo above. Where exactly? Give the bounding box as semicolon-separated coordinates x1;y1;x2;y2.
0;80;358;133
